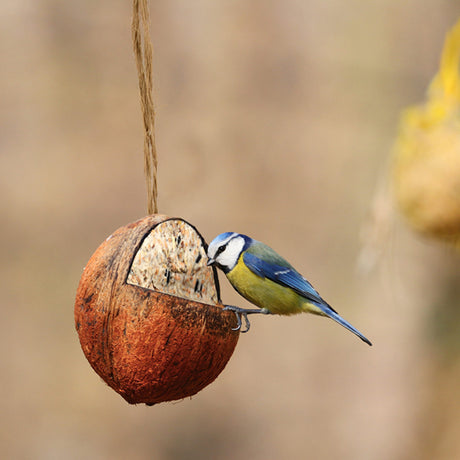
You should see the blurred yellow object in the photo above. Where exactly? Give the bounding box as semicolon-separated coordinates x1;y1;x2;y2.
392;19;460;246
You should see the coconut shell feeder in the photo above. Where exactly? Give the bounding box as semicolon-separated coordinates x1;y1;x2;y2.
74;2;240;405
75;216;239;405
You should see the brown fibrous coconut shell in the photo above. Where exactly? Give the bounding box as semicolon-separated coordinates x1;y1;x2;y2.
74;215;239;405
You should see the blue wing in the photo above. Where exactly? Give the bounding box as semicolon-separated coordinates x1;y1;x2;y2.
242;249;372;345
242;251;333;310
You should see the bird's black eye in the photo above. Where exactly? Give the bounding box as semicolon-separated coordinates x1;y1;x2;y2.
216;245;225;256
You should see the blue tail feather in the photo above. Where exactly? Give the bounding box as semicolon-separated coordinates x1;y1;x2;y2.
317;303;372;346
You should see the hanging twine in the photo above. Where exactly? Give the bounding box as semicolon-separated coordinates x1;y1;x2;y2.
132;0;158;214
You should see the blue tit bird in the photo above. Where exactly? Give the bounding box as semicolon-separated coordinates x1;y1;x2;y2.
207;232;372;346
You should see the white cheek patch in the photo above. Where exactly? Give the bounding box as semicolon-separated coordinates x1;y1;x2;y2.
218;236;245;270
207;233;238;260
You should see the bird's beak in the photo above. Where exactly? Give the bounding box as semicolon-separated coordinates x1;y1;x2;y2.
207;258;215;266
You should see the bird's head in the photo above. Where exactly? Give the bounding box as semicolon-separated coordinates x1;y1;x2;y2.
207;232;251;273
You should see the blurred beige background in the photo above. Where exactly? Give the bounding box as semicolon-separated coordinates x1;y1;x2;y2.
2;1;460;459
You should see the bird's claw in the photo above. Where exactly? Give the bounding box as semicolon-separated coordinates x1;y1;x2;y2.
223;305;271;333
223;306;251;332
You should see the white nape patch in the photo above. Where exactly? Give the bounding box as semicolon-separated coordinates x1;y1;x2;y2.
215;236;245;270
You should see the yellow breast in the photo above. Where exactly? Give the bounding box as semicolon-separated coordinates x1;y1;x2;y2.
226;255;308;315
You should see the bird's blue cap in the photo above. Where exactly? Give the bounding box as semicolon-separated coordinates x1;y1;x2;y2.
212;232;237;245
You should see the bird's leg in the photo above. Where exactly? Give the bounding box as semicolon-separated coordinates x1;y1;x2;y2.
223;305;272;333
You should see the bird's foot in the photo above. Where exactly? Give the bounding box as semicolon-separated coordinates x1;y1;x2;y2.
223;305;271;333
